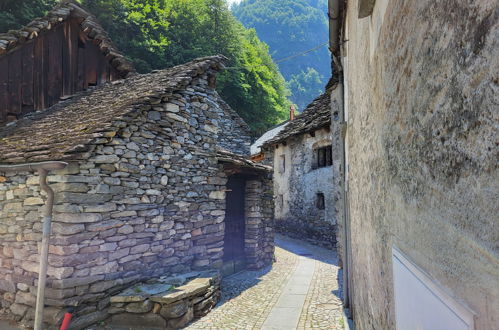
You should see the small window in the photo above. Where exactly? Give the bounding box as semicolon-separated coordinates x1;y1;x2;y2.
316;193;325;210
315;145;332;169
277;194;284;210
279;155;286;173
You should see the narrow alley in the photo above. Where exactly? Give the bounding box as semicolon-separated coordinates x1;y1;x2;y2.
187;235;345;330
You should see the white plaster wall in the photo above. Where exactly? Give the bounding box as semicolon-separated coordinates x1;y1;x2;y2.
340;0;499;329
273;128;336;224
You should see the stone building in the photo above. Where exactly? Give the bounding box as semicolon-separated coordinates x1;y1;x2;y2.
259;90;337;248
330;0;498;329
0;4;274;329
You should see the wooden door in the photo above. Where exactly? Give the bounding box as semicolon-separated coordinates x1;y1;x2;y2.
223;176;246;262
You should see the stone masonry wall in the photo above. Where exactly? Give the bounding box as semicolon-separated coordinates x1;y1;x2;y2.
0;73;266;329
271;128;338;248
215;97;252;155
340;0;498;329
244;177;275;269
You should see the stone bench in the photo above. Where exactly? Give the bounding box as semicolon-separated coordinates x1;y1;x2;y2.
106;271;221;329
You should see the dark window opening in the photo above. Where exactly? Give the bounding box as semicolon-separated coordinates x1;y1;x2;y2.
316;193;325;210
279;155;286;173
315;145;332;169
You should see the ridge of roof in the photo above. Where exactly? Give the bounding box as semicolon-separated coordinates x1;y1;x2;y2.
0;55;227;164
0;0;134;78
262;90;332;147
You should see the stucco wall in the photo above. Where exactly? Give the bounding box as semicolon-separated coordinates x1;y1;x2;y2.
340;0;498;329
272;128;337;247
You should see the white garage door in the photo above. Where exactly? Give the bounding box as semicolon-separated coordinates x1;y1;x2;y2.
392;247;475;330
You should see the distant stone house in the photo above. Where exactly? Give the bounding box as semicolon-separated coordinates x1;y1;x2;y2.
0;3;274;329
330;0;498;329
259;90;337;248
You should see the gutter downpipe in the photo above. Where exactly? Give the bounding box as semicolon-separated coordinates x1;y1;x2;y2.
0;161;68;330
329;0;352;316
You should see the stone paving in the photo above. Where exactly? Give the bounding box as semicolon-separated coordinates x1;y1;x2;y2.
187;234;344;330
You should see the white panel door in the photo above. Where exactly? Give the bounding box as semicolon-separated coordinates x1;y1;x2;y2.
392;247;475;330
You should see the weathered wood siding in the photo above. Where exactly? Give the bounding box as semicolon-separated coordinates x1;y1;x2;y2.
0;18;119;123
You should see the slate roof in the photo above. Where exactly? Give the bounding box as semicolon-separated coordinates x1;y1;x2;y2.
216;149;271;173
263;91;331;147
250;121;290;155
0;55;226;164
0;1;134;78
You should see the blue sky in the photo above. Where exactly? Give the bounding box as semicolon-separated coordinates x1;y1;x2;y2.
227;0;242;5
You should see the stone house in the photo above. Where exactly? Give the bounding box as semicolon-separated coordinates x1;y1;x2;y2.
0;3;274;329
329;0;498;329
259;90;338;248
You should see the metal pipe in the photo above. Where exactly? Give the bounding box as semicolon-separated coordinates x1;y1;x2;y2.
328;0;341;56
328;0;351;314
0;161;67;330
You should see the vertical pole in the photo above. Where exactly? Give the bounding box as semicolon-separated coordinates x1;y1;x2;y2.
34;169;54;330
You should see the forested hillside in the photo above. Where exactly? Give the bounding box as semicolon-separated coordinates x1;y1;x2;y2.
0;0;290;135
232;0;331;110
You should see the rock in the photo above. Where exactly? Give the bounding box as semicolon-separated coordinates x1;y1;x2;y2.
118;224;134;234
68;310;108;330
84;202;117;212
130;244;150;254
23;197;44;206
52;222;85;235
208;190;225;200
87;220;123;232
54;213;102;223
165;103;180;113
159;300;188;319
160;175;169;186
93;155;119;163
58;192;112;204
126;142;140;151
167;306;193;329
148;111;161;121
9;303;28;317
166;113;188;123
0;279;16;293
125;299;153;313
150;289;186;304
50;275;104;289
109;313;166;329
90;261;118;275
15;292;35;306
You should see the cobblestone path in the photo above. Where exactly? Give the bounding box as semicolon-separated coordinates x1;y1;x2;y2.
186;235;344;330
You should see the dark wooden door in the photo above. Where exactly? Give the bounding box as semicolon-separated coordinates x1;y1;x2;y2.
223;176;246;262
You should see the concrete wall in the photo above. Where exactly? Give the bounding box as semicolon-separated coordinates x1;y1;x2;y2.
340;0;499;329
272;128;337;248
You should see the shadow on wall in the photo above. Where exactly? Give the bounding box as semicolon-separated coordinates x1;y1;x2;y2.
275;219;337;250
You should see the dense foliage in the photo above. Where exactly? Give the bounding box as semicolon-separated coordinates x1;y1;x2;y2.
232;0;331;110
0;0;58;32
0;0;290;135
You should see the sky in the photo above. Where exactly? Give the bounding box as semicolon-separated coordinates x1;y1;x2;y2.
227;0;242;5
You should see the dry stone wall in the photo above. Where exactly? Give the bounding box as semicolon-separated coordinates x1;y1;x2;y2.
244;178;274;269
0;74;267;329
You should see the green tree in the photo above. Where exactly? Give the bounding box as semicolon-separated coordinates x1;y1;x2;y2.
83;0;290;134
287;68;323;110
0;0;290;134
0;0;58;32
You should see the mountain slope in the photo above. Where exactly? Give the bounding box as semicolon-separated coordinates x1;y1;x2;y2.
233;0;331;110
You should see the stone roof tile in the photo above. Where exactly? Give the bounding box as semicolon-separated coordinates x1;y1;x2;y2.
0;55;227;164
263;90;331;146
